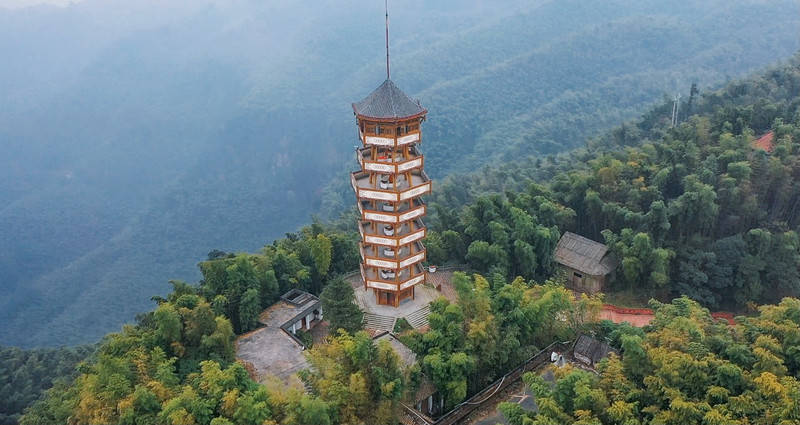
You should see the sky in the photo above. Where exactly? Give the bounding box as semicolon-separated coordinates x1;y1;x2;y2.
1;0;83;8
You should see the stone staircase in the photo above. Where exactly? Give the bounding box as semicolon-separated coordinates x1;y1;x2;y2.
404;304;431;329
363;313;396;331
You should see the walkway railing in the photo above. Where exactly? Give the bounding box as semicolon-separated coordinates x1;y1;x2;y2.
401;340;571;425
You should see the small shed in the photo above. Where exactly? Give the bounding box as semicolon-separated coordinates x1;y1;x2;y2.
572;334;617;368
554;232;617;294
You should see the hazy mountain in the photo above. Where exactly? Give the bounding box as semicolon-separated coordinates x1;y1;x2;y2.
1;0;798;347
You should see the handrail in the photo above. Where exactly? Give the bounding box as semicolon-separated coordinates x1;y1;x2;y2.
359;202;426;224
401;403;434;425
360;263;426;287
360;242;426;266
352;171;432;196
359;222;427;246
428;340;572;425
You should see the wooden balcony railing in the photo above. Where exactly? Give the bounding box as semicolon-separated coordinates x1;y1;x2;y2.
358;224;427;248
360;263;427;292
357;152;424;175
351;172;432;203
360;243;426;270
358;202;426;224
359;129;422;148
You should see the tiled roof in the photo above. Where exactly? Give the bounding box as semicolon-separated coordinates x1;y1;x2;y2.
374;332;417;368
259;290;320;329
373;331;436;403
554;232;616;276
573;334;616;365
353;79;426;120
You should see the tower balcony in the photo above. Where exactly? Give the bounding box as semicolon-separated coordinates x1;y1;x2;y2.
357;198;426;224
360;262;426;292
360;240;426;270
359;127;421;148
351;169;431;203
356;145;424;175
358;219;426;248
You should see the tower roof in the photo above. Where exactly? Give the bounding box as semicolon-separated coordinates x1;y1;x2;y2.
352;79;426;121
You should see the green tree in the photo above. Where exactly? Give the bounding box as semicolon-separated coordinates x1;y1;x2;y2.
319;277;363;334
238;288;261;333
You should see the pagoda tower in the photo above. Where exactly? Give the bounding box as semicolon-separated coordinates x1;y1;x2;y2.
350;79;431;307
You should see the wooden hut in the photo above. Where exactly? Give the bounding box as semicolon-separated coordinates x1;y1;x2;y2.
554;232;617;294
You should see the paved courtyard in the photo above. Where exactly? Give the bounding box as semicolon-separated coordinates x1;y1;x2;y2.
346;270;459;331
236;326;308;382
235;293;320;383
353;280;440;317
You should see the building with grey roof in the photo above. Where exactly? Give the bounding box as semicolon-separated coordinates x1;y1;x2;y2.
373;331;440;419
554;231;618;294
572;334;618;368
235;289;322;382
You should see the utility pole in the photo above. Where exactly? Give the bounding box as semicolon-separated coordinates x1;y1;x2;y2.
671;93;681;127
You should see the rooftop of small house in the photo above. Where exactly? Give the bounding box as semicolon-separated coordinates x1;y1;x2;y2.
573;334;617;365
260;289;320;329
372;332;437;403
554;232;617;276
236;289;321;382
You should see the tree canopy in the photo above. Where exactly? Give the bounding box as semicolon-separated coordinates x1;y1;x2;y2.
502;297;800;425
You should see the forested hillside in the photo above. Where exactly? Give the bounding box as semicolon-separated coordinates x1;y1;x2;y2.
2;0;800;347
0;345;94;425
501;297;800;425
427;57;800;310
16;58;800;425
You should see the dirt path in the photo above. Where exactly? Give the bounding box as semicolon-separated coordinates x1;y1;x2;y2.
599;304;735;327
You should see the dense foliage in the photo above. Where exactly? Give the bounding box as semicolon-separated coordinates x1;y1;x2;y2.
427;58;800;311
17;223;362;425
426;184;569;282
0;345;94;425
404;272;601;409
300;331;407;424
18;282;333;425
194;223;359;334
500;297;800;425
18;282;405;425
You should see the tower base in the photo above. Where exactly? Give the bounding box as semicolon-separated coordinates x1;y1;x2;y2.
373;286;415;307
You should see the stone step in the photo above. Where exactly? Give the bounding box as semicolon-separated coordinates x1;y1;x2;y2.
277;359;311;381
405;304;431;329
363;313;396;331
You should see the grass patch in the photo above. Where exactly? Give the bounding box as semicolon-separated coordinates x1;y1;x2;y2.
602;289;652;308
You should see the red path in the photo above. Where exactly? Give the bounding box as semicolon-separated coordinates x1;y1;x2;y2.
599;304;735;327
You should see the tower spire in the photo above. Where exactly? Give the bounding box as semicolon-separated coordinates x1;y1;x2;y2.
385;0;390;80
